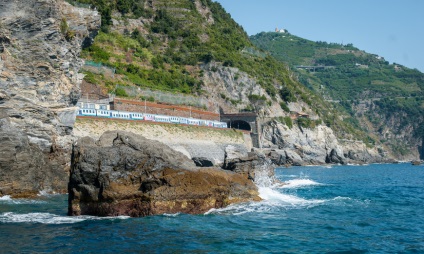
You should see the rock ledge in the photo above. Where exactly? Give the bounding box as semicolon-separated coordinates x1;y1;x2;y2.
68;131;260;217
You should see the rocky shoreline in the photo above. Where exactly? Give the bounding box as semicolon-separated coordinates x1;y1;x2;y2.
68;131;264;217
0;0;407;214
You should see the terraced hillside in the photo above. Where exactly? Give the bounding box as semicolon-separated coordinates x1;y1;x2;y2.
251;32;424;159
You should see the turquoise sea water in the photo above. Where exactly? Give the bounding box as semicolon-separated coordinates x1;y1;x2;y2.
1;163;424;253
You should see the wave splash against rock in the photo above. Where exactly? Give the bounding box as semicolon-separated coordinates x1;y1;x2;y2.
68;131;261;217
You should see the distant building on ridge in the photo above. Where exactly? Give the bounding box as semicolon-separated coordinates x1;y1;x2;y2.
275;26;286;33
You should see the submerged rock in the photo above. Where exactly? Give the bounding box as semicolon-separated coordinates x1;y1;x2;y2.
68;131;260;217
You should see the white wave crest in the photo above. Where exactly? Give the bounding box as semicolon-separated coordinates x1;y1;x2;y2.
162;213;181;217
0;196;47;204
280;174;299;178
0;212;130;224
280;179;322;189
259;187;325;206
206;160;326;216
0;195;12;201
206;187;327;216
205;201;272;216
37;190;58;197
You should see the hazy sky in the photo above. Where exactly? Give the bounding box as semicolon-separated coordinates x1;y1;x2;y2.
215;0;424;72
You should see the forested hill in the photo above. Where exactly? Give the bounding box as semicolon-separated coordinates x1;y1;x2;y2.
70;0;313;97
68;0;377;145
70;0;303;100
251;32;424;159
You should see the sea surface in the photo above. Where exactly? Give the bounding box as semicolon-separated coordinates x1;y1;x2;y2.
1;163;424;253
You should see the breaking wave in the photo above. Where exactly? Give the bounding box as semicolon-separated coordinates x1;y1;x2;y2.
0;195;47;204
0;212;130;224
280;179;323;189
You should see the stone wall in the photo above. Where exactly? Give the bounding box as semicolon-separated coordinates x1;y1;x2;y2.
73;117;249;166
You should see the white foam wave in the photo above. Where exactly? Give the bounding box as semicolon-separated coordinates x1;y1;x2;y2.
0;212;130;224
327;196;371;207
37;190;59;197
280;174;298;178
280;179;322;189
205;201;272;216
0;195;12;201
162;213;181;217
332;196;352;201
0;196;47;204
259;187;325;206
206;187;327;216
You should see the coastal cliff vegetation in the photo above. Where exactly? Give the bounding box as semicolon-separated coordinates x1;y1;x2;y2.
70;0;375;146
251;32;424;159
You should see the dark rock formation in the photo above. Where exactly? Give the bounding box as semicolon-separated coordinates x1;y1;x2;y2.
192;157;214;167
222;145;275;183
411;160;422;166
0;0;100;197
68;131;260;217
266;150;303;166
326;149;345;165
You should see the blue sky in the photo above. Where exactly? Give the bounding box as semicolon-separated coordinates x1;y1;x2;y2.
215;0;424;72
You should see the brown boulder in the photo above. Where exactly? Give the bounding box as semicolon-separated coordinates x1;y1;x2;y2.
68;131;260;217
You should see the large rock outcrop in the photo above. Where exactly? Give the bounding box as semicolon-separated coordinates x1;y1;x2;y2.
0;0;100;197
73;118;249;167
261;120;387;165
68;131;260;217
222;145;276;186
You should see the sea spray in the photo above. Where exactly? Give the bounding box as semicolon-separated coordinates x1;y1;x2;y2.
251;161;327;207
253;156;277;188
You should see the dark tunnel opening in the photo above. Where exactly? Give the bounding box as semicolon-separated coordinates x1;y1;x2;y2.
228;120;251;131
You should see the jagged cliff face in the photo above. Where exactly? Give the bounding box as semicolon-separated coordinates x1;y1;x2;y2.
261;120;387;165
198;63;385;165
353;101;424;160
0;0;100;197
200;62;318;119
201;62;273;115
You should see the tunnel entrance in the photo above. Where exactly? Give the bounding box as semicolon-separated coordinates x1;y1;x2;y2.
228;120;251;131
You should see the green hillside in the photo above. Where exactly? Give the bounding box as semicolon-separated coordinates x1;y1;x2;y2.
73;0;294;96
251;32;424;158
67;0;384;147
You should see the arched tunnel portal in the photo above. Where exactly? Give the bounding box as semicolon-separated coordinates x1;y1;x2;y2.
228;120;251;131
220;112;260;148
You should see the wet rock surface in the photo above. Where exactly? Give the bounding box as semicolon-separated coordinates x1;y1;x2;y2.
222;145;276;183
68;131;260;217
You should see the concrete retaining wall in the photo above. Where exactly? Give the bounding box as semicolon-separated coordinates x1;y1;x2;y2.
73;117;251;165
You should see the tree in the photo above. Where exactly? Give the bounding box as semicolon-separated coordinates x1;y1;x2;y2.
248;94;267;112
116;0;131;14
